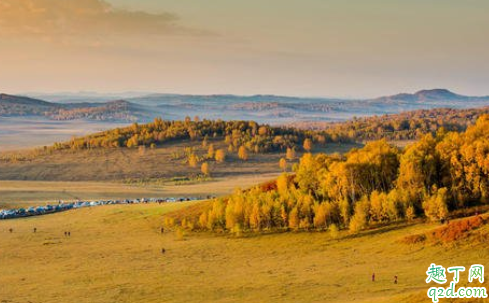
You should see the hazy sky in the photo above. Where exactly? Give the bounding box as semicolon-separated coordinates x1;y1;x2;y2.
0;0;488;98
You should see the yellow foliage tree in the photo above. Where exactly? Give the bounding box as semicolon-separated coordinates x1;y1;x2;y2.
250;203;261;230
199;212;208;229
188;153;198;168
303;138;313;152
422;187;449;221
406;205;415;222
369;190;385;222
276;173;289;195
238;146;248;161
258;126;268;136
280;205;288;227
201;162;210;176
349;197;370;233
288;207;300;230
207;144;215;158
286;147;296;160
279;157;287;172
339;198;351;227
215;149;226;163
313;203;327;230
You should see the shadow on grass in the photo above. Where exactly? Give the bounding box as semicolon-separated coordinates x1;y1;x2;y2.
184;222;418;242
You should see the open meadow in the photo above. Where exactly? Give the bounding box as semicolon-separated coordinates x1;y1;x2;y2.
0;143;351;211
1;202;488;303
0;173;278;209
0;141;360;182
0;141;358;209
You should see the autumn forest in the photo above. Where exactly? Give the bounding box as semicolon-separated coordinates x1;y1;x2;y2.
175;115;489;235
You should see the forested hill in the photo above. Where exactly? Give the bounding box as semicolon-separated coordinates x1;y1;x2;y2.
48;104;489;152
181;114;489;235
289;106;489;141
51;118;322;153
0;94;146;122
0;93;55;112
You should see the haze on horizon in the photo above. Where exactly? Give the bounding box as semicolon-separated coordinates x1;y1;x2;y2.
0;0;488;98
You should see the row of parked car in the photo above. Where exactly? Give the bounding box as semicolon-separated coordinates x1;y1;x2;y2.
0;196;206;220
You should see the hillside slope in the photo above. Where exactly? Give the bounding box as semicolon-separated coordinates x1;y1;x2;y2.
372;88;472;103
0;93;146;121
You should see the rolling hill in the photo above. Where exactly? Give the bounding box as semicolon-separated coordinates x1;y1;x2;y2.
2;89;489;150
23;89;489;124
0;93;56;114
371;88;472;103
289;105;489;141
0;94;147;122
2;103;489;182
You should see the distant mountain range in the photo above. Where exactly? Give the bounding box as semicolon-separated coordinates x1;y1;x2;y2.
1;89;488;124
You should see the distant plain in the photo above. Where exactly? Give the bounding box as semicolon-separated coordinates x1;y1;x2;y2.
0;117;125;151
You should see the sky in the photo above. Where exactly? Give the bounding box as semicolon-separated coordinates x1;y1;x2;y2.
0;0;488;98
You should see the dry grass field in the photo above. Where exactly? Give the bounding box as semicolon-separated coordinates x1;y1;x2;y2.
1;202;488;303
0;141;359;209
0;141;360;182
0;173;279;209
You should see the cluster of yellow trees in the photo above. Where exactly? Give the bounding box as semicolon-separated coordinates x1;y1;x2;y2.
292;106;489;142
183;143;227;177
190;115;489;233
56;118;325;153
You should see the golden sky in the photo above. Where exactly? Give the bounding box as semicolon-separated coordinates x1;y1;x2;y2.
0;0;488;97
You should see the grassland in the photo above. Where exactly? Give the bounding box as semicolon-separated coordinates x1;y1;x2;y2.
0;141;359;209
1;202;488;303
0;173;278;209
0;140;360;182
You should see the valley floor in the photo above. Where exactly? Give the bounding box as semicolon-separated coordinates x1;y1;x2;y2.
0;117;125;152
0;173;279;209
1;202;487;303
